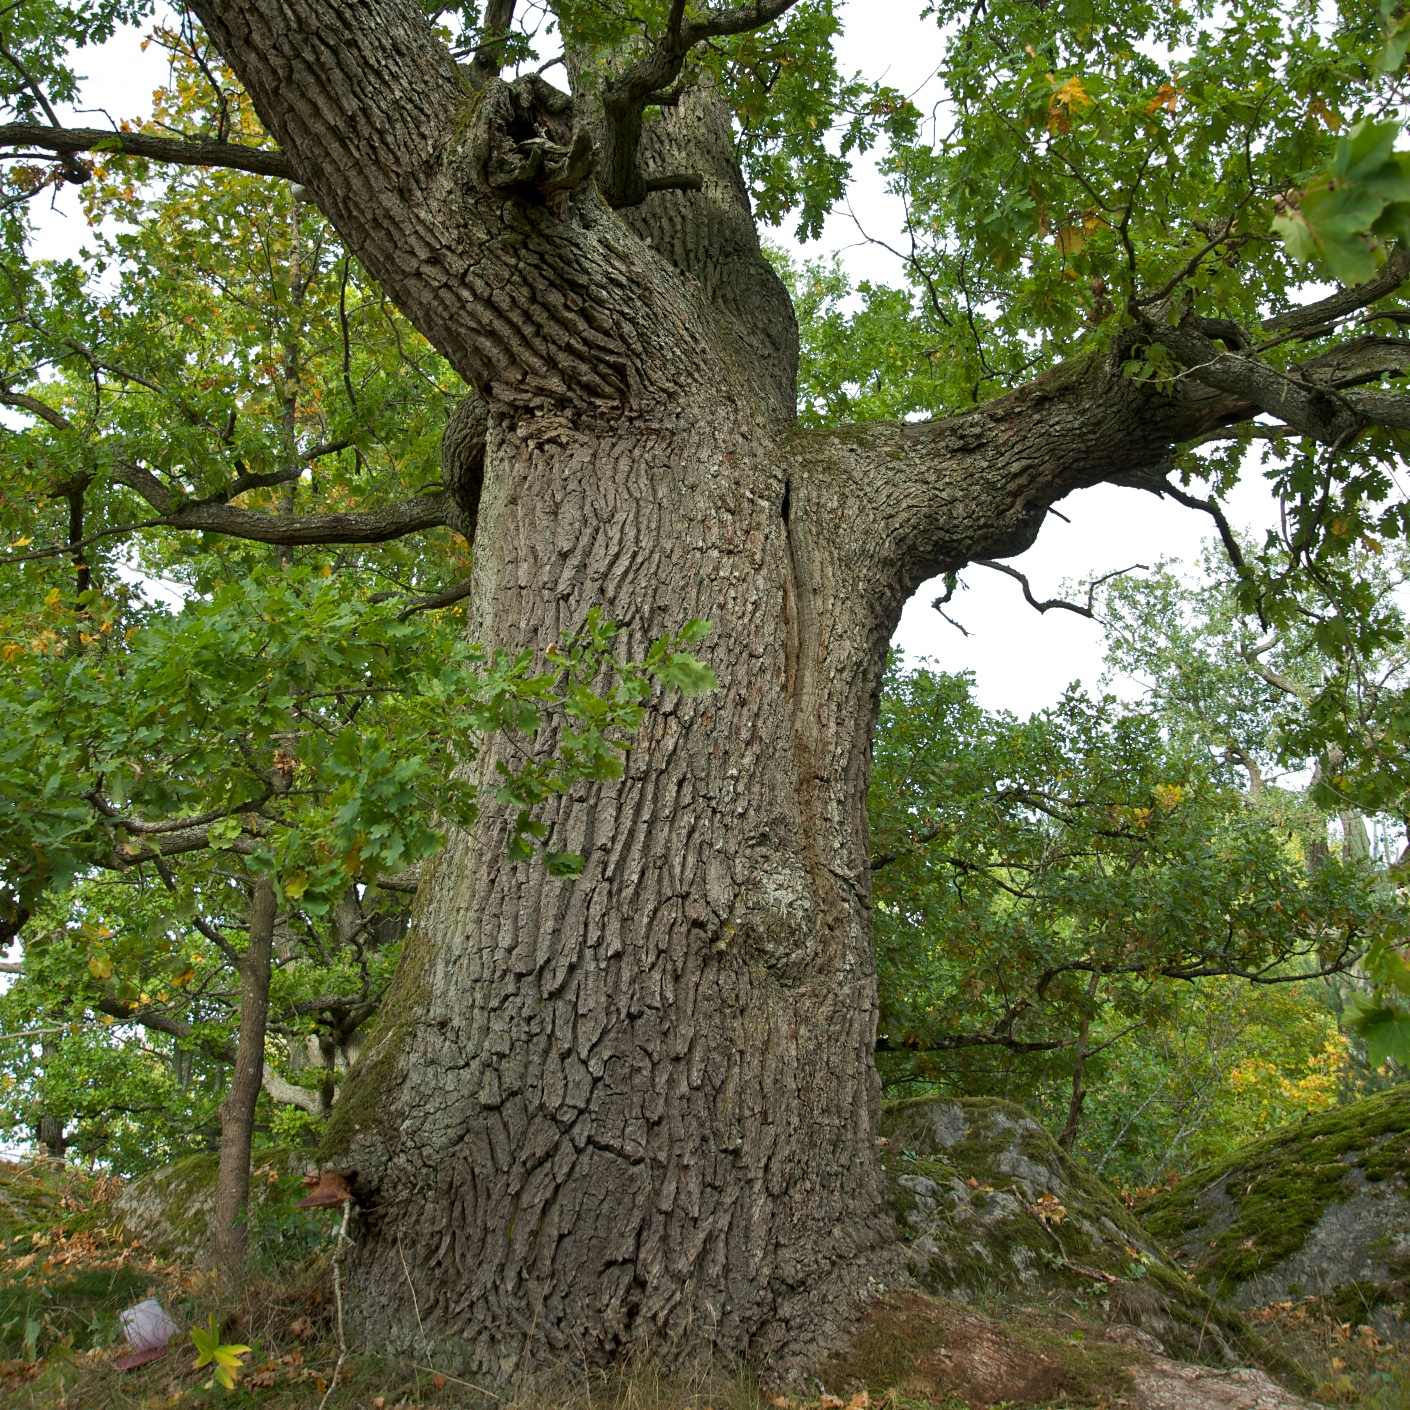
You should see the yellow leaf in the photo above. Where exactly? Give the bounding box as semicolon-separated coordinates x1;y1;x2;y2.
1146;83;1179;115
1055;225;1087;256
283;871;310;900
88;955;113;980
11;537;31;548
1047;75;1093;134
1309;97;1343;132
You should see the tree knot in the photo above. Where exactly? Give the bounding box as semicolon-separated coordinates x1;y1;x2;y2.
481;75;595;214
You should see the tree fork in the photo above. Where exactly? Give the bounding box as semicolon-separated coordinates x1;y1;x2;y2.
187;0;1356;1379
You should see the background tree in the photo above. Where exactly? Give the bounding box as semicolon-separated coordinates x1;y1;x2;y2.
868;659;1405;1162
0;22;714;1294
6;0;1410;1377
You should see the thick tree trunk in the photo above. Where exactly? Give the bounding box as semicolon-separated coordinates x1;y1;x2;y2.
327;392;904;1376
193;0;1262;1377
213;876;276;1291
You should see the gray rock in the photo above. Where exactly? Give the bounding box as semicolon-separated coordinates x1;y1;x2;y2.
881;1097;1248;1363
116;1147;314;1266
1141;1085;1410;1334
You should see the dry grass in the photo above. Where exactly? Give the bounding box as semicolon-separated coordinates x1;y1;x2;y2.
1244;1298;1410;1409
0;1326;778;1410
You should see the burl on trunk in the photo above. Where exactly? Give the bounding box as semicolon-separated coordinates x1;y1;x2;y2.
194;0;1250;1376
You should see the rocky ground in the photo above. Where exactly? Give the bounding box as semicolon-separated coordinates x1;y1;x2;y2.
1138;1085;1410;1344
3;1091;1409;1408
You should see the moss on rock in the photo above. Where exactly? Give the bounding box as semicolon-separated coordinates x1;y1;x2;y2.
880;1097;1248;1364
0;1162;65;1239
1138;1084;1410;1340
115;1146;312;1267
819;1289;1138;1409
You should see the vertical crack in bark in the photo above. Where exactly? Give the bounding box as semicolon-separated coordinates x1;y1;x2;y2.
780;477;799;700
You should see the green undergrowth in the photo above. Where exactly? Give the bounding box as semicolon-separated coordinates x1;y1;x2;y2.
1138;1083;1410;1289
0;1150;1338;1410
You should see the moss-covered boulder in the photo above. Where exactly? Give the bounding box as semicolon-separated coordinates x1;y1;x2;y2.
1139;1084;1410;1340
115;1147;313;1266
881;1097;1247;1363
0;1161;66;1238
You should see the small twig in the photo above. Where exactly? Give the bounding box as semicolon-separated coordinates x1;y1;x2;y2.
973;559;1147;619
398;1231;431;1364
413;1365;504;1400
316;1200;353;1410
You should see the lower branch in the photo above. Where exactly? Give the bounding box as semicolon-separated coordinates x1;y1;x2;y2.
0;123;290;178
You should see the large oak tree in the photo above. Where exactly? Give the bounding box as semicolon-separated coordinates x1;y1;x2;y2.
9;0;1410;1381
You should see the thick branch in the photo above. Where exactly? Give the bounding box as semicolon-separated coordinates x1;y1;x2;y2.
802;349;1252;608
193;0;701;409
160;490;453;544
0;122;290;178
1298;334;1410;389
593;0;802;208
112;459;452;544
1261;247;1410;335
1144;317;1361;446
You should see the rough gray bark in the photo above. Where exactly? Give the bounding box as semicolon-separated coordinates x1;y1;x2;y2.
213;875;276;1291
188;0;1290;1379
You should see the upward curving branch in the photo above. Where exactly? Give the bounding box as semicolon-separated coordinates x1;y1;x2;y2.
464;0;517;90
191;0;713;411
592;0;803;208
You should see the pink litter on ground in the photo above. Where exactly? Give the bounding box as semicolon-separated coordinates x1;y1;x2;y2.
114;1298;180;1370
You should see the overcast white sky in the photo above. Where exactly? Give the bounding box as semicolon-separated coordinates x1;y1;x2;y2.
28;1;1287;718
